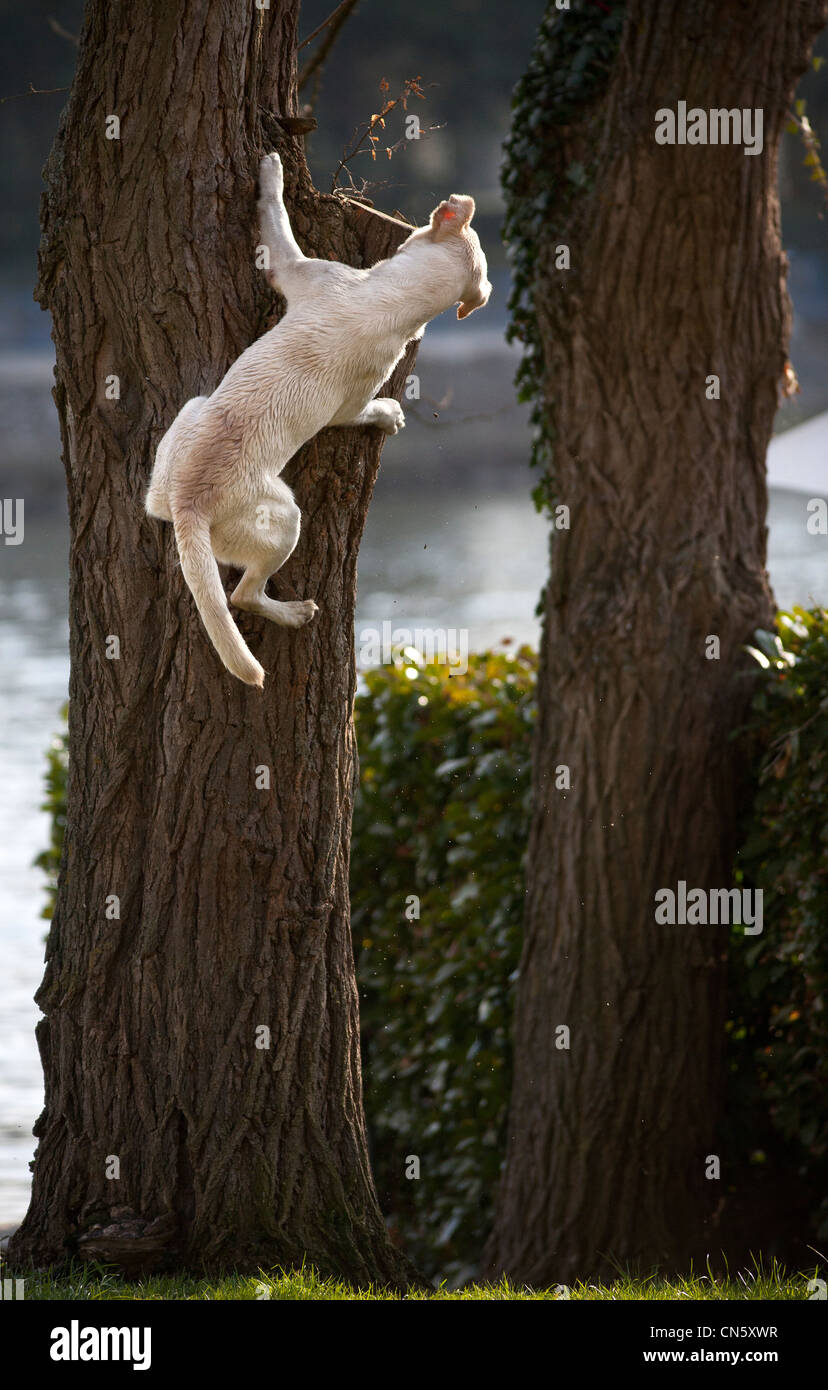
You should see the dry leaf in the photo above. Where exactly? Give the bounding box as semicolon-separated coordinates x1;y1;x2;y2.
781;361;800;398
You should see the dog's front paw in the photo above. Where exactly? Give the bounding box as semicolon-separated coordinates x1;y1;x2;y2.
380;400;406;435
259;152;284;200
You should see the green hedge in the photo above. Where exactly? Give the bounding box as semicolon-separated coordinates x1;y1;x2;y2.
352;647;535;1283
33;705;68;920
728;610;828;1236
35;613;828;1279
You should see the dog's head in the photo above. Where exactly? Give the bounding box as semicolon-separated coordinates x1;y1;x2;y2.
427;194;493;320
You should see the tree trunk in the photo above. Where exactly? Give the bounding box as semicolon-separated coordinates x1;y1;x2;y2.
9;0;420;1284
487;0;827;1285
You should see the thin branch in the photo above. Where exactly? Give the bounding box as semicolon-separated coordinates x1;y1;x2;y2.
0;82;69;105
298;0;356;49
48;17;80;45
342;196;415;231
298;0;359;97
332;121;444;197
330;77;426;192
787;103;828;214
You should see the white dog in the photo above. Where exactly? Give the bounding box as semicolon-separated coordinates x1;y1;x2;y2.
145;153;492;686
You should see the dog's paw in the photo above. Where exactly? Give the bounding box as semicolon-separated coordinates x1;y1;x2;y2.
280;599;318;629
380;400;406;435
259;152;284;200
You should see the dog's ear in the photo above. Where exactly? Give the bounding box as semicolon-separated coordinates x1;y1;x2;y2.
457;278;492;320
430;194;476;239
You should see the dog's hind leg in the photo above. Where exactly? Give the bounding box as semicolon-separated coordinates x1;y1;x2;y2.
217;480;319;629
146;395;209;520
233;569;319;629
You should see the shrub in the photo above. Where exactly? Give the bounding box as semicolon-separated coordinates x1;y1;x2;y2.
33;702;68;920
352;647;535;1283
730;609;828;1233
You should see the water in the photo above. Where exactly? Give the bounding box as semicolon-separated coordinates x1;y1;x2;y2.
0;523;70;1222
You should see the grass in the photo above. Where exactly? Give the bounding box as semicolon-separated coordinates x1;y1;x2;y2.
7;1256;822;1300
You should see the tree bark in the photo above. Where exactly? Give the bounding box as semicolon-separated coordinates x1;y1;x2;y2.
487;0;828;1284
9;0;420;1284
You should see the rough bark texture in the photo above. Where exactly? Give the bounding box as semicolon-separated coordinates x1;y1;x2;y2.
9;0;421;1283
487;0;828;1285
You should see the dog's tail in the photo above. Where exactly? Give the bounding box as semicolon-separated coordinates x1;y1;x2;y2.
172;505;265;688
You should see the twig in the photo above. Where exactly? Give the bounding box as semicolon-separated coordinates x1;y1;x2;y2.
787;102;828;214
342;196;415;231
298;0;359;100
330;76;426;193
0;82;69;105
301;0;358;52
48;18;80;45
